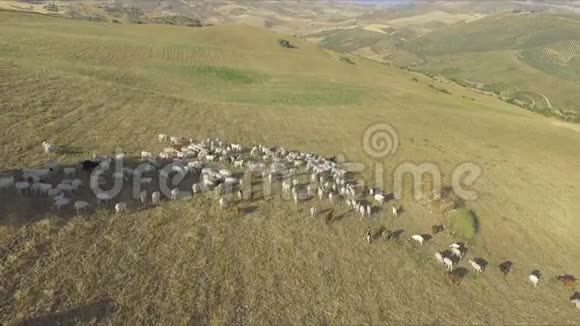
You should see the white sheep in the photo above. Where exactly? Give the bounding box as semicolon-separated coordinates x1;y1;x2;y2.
115;202;127;214
374;194;385;205
443;257;454;271
15;181;30;196
359;205;366;217
192;183;200;194
366;227;372;244
468;260;483;274
410;234;424;246
74;201;89;215
529;274;540;287
219;197;228;209
571;298;580;309
54;197;70;210
450;247;463;260
22;168;52;181
366;205;371;216
47;188;61;197
434;252;444;265
63;167;76;178
234;160;244;168
57;183;73;194
171;188;179;201
0;176;15;191
151;191;161;205
71;179;82;192
317;188;324;200
450;243;462;249
140;190;147;204
42;141;58;153
141;151;153;160
310;207;319;218
159;134;169;142
392;205;398;218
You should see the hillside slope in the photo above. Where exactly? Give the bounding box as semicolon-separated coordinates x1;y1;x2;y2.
0;12;579;324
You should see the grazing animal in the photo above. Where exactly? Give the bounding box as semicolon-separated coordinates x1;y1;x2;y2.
141;151;153;160
359;205;366;217
74;201;89;215
63;167;76;178
171;188;179;201
366;205;371;216
115;202;127;214
450;243;462;249
410;234;424;246
159;134;169;142
54;197;70;210
499;261;513;277
434;252;444;265
140;190;148;204
450;247;463;260
42;141;58;153
151;191;161;205
374;194;385;205
468;260;483;274
310;207;319;218
15;182;30;196
529;274;540;287
431;224;444;234
557;275;577;288
366;227;372;244
219;198;228;210
447;271;463;286
0;176;14;191
392;205;398;218
192;183;200;194
571;295;580;309
443;257;454;271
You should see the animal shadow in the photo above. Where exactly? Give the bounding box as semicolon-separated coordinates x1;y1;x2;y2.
420;234;433;243
571;292;580;301
386;229;405;241
241;206;258;215
58;144;84;155
17;298;116;325
531;269;542;279
372;226;386;242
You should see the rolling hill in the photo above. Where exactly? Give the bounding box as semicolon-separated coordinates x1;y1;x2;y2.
1;10;580;324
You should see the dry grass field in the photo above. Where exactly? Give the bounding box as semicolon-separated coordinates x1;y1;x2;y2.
0;11;579;324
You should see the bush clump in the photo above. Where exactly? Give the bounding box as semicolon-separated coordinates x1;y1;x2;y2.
278;39;296;49
447;208;478;239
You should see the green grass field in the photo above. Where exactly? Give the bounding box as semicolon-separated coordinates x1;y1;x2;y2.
1;11;580;324
400;13;580;119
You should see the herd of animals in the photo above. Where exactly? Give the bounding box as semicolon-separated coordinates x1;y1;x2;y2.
0;134;578;310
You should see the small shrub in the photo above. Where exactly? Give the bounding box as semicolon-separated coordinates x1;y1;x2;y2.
447;208;478;239
278;39;296;49
412;77;419;82
339;57;355;65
